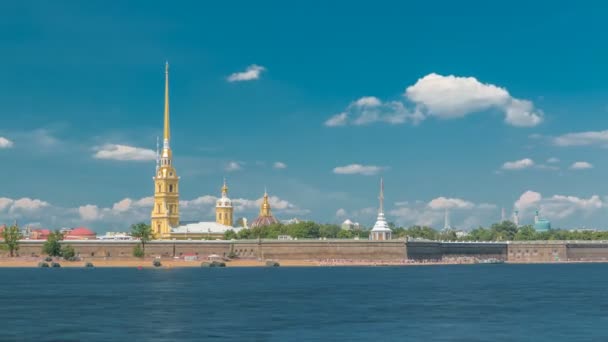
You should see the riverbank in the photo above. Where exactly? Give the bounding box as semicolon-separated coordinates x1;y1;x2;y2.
0;257;479;268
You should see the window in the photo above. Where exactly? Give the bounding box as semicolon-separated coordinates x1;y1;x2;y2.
157;204;160;213
169;184;173;192
158;184;161;192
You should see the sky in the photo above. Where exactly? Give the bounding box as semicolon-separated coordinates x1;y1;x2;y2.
2;1;608;232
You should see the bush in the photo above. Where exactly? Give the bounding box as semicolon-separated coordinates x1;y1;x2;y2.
265;261;280;267
51;262;61;268
152;259;162;267
85;262;94;268
44;256;52;262
133;245;144;258
67;256;77;262
61;245;76;260
38;262;49;268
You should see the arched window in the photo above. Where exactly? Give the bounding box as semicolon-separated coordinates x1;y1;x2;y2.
169;184;173;192
158;184;161;192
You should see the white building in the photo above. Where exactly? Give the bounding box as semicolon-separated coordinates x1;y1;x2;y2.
369;178;392;241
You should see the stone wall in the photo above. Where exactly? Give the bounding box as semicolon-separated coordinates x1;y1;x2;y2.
15;240;406;261
507;242;567;262
13;239;608;263
406;241;507;261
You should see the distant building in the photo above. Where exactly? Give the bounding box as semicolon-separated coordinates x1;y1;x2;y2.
341;219;361;231
30;229;51;240
250;190;280;229
370;178;392;241
97;232;134;241
64;227;97;240
171;222;242;240
533;210;551;231
282;218;301;225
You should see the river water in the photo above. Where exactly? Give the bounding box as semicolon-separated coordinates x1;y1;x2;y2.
1;264;607;341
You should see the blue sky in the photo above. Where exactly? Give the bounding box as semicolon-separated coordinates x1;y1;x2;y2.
2;1;608;232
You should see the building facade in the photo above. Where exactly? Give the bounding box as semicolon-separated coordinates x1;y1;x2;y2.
151;62;180;239
216;179;233;226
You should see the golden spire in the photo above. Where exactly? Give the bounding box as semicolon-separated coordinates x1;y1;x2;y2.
260;189;271;216
163;61;170;144
221;177;228;197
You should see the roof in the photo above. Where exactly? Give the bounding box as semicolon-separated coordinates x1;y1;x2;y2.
172;222;242;234
371;213;392;232
342;219;353;225
67;227;96;236
250;215;279;229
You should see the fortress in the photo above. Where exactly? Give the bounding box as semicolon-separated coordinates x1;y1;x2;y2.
13;239;608;263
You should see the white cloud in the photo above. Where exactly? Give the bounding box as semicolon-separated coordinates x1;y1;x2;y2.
324;112;349;127
502;158;535;170
79;205;101;221
227;64;266;82
428;197;475;210
10;198;49;212
326;73;543;128
0;137;13;149
405;73;543;127
333;164;384;176
0;198;14;211
553;130;608;147
325;97;423;127
335;208;347;217
547;157;560;163
355;96;382;107
514;190;542;211
93;144;156;161
514;190;603;221
273;161;287;169
570;161;593;170
225;161;242;172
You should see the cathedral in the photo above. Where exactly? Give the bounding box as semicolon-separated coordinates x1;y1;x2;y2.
150;63;278;239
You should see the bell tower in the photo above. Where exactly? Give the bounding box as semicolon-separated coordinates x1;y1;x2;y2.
151;62;180;239
215;179;234;226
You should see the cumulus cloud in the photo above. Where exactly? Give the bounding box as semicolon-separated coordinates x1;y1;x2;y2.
502;158;535;170
225;161;242;172
79;205;101;221
553;130;608;147
324;97;423;127
273;161;287;169
333;164;384;176
570;161;593;170
10;198;49;212
0;137;13;149
93;144;156;161
335;208;347;217
326;73;543;127
227;64;266;82
427;197;475;210
514;190;603;221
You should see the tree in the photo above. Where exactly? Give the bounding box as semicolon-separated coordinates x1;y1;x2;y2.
130;223;152;256
43;230;64;257
133;244;144;258
224;230;237;240
1;225;22;257
61;245;76;260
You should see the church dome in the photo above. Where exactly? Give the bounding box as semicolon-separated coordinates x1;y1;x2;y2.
216;179;232;208
250;190;279;229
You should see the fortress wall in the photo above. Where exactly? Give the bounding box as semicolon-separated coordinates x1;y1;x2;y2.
14;240;407;261
405;242;442;260
566;243;608;261
441;243;506;260
507;242;567;262
256;241;406;260
405;242;507;260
